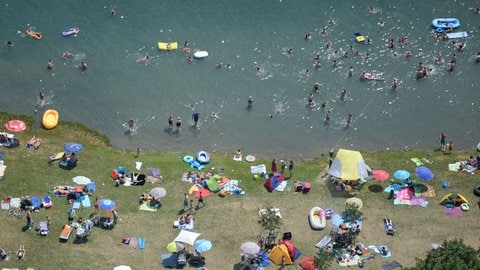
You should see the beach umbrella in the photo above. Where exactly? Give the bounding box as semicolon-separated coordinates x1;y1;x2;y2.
166;241;185;253
150;187;167;198
345;197;363;210
5;119;26;132
415;166;434;181
331;214;344;227
98;198;116;211
194;239;212;252
372;170;389;182
240;241;260;255
394;169;410;180
194;188;211;199
299;256;316;270
174;230;201;246
73;175;91;185
64;142;83;153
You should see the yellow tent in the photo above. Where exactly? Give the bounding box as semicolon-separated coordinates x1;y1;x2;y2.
328;149;371;180
269;244;293;265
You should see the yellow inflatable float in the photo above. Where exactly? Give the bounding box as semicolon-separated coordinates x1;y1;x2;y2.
158;42;178;51
42;109;59;129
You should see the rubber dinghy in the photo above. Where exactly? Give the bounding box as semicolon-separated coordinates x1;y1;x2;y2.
308;207;326;230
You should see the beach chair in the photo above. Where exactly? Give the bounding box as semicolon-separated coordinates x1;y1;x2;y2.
39;221;49;236
384;219;396;236
59;224;73;241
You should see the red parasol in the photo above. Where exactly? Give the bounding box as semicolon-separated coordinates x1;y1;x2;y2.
372;170;389;182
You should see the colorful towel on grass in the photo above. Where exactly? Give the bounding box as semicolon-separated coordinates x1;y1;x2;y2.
410;158;424;167
82;194;91;208
129;237;138;249
444;206;463;217
139;202;157;212
338;255;360;266
409;196;426;206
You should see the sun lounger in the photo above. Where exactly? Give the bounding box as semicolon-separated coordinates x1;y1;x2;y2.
59;224;73;241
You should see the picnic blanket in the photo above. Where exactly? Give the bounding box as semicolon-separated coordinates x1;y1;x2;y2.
139;202;157;212
382;260;402;270
444;206;463;217
162;253;179;268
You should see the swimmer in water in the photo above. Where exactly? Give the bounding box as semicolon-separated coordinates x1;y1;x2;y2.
137;55;150;63
127;119;136;131
62;51;74;60
168;115;174;129
7;41;13;48
247;96;253;108
211;112;220;120
47;59;54;69
215;62;223;68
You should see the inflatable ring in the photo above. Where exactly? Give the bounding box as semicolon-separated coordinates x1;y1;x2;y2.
436;27;443;34
461;203;469;211
183;155;194;163
196;151;210;165
474;185;480;197
245;155;256;163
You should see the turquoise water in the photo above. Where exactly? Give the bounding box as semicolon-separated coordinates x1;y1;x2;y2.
1;0;479;159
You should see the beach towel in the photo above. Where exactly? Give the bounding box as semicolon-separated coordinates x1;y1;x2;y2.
410;158;424;167
10;198;21;208
42;195;52;208
138;237;145;249
409;196;426;206
81;194;91;208
139;202;157;212
449;163;460;172
162;253;179;268
129;237;138;249
73;201;81;209
338;255;360;266
250;164;266;174
444;206;463;217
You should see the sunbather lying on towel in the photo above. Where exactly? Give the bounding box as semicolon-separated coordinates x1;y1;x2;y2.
384;218;396;235
16;245;25;260
26;136;42;149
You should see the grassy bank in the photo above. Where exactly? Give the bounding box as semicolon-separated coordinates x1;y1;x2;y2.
0;112;478;270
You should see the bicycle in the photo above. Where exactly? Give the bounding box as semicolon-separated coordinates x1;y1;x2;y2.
6;207;24;219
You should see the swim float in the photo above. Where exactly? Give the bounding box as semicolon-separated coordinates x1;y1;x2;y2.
26;29;42;40
42;109;59;130
196;151;210;164
61;27;79;37
308;207;326;230
158;42;178;51
183;155;194;163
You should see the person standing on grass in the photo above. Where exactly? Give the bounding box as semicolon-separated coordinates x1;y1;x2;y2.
94;197;99;214
288;161;294;178
183;193;189;211
188;199;196;215
280;160;287;174
26;210;34;230
196;192;205;209
271;159;277;173
67;207;76;224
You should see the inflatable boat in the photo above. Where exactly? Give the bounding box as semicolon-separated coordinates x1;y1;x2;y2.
196;151;210;164
158;42;178;51
193;51;209;59
353;32;365;44
42;109;59;130
308;207;326;230
61;27;79;37
26;29;42;40
432;18;460;29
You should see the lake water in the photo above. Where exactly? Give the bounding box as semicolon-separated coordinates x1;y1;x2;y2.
1;0;479;159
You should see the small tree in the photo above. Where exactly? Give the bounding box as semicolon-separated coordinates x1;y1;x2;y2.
258;207;282;250
314;248;334;270
341;204;362;224
403;239;480;270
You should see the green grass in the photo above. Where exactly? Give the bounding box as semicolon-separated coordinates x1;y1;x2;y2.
0;111;478;270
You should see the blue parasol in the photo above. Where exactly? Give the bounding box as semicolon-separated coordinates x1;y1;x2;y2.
98;198;116;211
194;239;212;252
393;170;410;180
415;166;434;181
64;142;83;153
